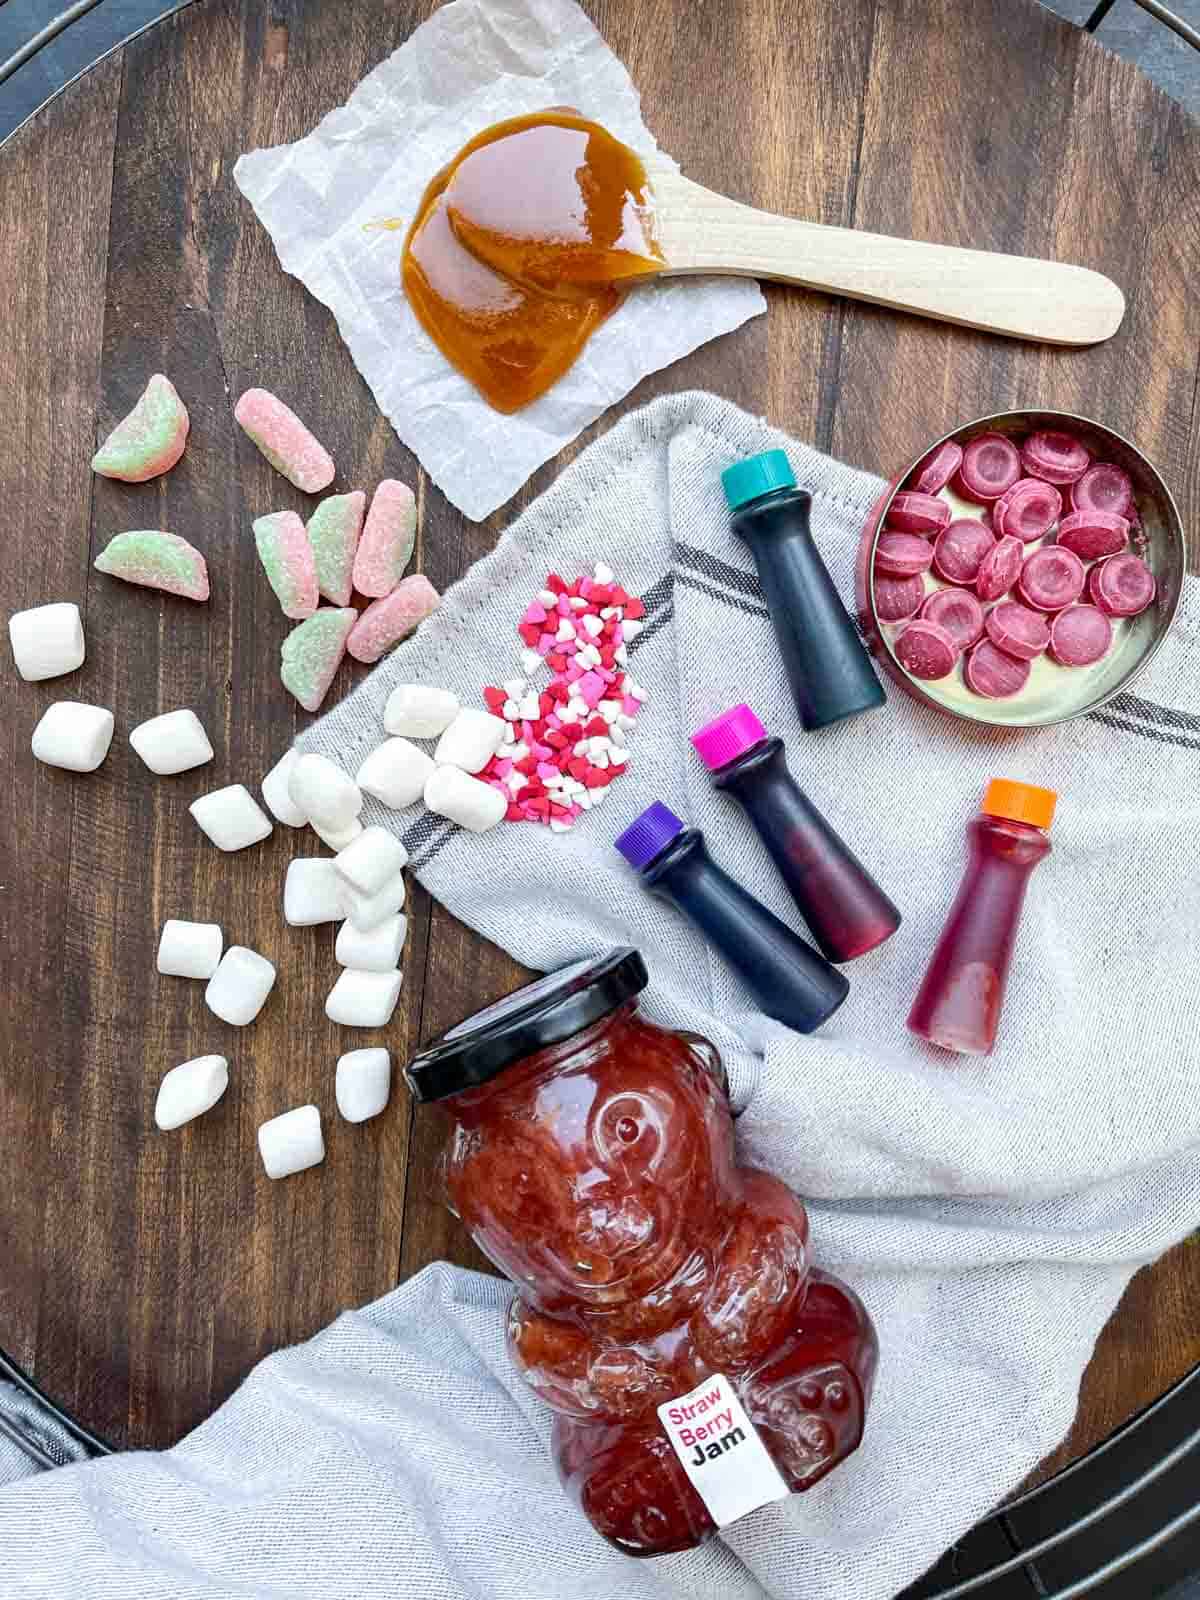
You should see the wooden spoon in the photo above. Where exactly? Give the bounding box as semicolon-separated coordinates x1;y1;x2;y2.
648;166;1125;346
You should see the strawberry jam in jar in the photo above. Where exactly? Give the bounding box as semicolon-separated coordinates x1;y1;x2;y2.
405;950;878;1557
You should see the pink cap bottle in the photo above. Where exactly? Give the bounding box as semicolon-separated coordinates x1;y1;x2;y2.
692;704;900;963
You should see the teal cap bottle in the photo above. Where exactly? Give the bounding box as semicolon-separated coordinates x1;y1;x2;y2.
722;450;885;731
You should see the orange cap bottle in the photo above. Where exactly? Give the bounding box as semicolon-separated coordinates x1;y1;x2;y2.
982;778;1057;831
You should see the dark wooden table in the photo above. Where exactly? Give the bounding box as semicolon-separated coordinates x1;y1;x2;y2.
1;0;1197;1490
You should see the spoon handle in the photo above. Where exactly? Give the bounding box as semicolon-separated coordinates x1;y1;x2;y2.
652;171;1124;347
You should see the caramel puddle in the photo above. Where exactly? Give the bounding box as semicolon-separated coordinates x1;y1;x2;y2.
402;111;662;413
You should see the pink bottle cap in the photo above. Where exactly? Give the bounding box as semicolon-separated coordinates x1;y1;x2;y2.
691;704;768;771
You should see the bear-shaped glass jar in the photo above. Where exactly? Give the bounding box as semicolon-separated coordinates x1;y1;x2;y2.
405;949;878;1558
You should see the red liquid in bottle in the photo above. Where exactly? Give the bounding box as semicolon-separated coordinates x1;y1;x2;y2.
908;779;1056;1056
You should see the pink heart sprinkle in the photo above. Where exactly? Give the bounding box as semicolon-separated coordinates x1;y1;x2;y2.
537;762;557;780
556;594;573;616
536;635;554;656
622;695;639;716
493;759;513;777
523;602;547;624
565;663;585;683
578;671;606;707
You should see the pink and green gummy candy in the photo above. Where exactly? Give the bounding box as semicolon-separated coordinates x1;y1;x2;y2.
306;491;365;606
280;606;356;712
253;510;318;620
92;374;190;483
347;574;440;664
94;531;209;601
352;479;416;598
234;388;335;493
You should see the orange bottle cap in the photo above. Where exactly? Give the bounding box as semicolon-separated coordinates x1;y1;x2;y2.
982;777;1057;830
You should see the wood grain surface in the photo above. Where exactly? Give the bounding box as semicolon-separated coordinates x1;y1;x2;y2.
1;0;1196;1498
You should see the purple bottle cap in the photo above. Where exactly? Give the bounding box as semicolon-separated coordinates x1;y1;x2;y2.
691;704;768;772
614;802;684;869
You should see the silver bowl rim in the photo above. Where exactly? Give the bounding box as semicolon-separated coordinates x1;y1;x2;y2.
869;408;1187;728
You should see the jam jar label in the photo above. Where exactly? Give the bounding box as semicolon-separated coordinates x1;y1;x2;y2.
657;1374;789;1527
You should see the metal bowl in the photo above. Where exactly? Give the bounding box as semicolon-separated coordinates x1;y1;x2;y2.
856;410;1186;728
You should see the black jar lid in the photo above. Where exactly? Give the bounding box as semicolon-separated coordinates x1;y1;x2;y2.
404;947;648;1103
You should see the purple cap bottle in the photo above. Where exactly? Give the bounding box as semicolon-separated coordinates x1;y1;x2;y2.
614;802;848;1034
692;704;900;962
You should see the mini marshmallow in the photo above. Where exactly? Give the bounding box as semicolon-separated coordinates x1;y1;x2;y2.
424;765;507;833
129;709;213;775
284;859;345;927
156;919;223;979
261;749;308;826
8;602;85;682
288;753;362;829
311;814;364;851
339;871;406;932
434;708;506;773
333;826;409;896
355;738;434;810
154;1054;228;1131
335;914;406;972
235;389;334;493
31;702;114;772
325;969;403;1028
383;684;459;739
336;1048;392;1122
206;945;276;1026
258;1104;324;1180
189;785;273;852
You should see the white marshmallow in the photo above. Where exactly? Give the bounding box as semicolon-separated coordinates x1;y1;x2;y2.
205;945;276;1026
338;871;406;932
261;749;308;826
31;702;113;773
424;765;507;833
355;738;434;810
190;785;273;852
156;919;223;979
258;1104;324;1180
311;814;363;851
287;753;362;830
155;1055;228;1130
336;1048;392;1122
129;709;213;775
284;859;345;927
8;602;85;682
335;914;406;972
433;708;506;773
325;968;403;1028
333;826;409;896
384;684;459;739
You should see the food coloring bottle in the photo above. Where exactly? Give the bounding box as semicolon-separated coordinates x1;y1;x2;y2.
907;779;1056;1056
692;703;900;962
722;450;885;731
615;801;848;1033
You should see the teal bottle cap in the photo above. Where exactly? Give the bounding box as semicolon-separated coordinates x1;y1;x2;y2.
721;449;796;512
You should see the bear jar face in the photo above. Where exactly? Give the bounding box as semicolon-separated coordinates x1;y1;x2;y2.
441;1002;878;1558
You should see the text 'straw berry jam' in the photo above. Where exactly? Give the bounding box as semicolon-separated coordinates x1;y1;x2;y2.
405;951;878;1557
